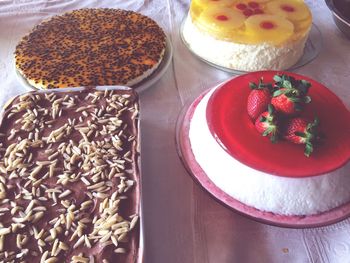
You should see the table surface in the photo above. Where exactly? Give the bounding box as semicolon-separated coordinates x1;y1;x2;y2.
1;1;350;263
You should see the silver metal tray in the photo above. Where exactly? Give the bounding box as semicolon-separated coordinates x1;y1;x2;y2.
0;86;144;262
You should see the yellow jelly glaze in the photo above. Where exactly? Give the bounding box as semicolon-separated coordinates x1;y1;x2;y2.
189;0;312;45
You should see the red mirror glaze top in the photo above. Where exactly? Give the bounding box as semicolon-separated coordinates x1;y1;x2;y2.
206;71;350;177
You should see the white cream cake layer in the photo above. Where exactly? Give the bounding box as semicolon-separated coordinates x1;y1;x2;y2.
183;16;308;71
189;87;350;216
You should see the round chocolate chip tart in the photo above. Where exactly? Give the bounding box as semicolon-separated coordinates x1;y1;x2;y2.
15;8;167;89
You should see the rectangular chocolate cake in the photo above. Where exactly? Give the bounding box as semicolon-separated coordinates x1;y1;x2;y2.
0;87;140;262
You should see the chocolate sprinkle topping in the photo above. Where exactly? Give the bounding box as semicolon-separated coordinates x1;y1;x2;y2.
15;8;167;89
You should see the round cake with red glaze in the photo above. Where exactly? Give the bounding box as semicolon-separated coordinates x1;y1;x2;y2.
181;71;350;217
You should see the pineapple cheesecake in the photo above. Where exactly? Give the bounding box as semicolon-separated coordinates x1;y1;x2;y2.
182;0;312;71
179;72;350;218
0;88;141;262
15;8;167;89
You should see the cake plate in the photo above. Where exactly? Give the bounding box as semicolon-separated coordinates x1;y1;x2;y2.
15;35;173;93
133;35;173;92
175;84;350;228
180;15;323;75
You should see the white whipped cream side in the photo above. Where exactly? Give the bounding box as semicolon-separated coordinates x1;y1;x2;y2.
182;16;308;71
188;87;350;216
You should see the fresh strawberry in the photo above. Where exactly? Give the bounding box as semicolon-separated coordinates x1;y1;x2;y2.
271;88;298;115
255;104;279;143
283;117;320;157
271;74;311;115
247;78;273;120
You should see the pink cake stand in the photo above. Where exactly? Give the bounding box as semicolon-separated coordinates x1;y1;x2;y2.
176;85;350;228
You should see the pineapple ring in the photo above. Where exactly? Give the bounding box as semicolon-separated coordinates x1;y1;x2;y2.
198;7;246;34
246;0;270;2
266;0;311;21
245;14;294;44
189;0;311;44
194;0;237;8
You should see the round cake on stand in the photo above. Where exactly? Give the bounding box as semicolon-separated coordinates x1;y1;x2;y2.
177;71;350;227
181;0;314;72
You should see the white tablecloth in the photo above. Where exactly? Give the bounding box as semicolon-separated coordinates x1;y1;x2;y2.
0;1;350;262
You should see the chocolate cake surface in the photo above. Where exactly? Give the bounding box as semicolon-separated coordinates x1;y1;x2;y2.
15;8;167;89
0;87;140;262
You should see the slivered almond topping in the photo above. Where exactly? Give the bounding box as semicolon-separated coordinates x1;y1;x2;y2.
0;89;139;261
